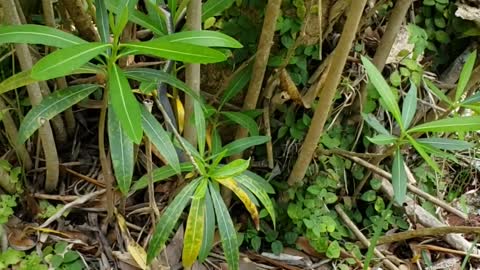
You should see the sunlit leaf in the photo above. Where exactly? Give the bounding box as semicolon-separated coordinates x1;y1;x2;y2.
215;177;259;230
155;30;242;48
109;64;143;144
183;178;207;267
234;174;276;227
402;82;417;129
0;24;87;48
221;136;270;157
455;50;477;103
407;116;480;133
209;183;239;270
141;107;180;173
221;111;259;136
361;56;402;126
417;138;474;151
108;105;134;195
147;178;201;263
18;84;98;144
121;41;226;63
211;159;249;179
392;149;407;205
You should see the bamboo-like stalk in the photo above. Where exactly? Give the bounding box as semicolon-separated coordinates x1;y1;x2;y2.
183;0;202;146
354;0;413;114
59;0;99;41
0;96;32;171
287;0;368;186
2;0;60;192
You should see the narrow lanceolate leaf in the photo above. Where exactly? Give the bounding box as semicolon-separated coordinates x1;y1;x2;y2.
108;105;134;195
402;82;417;129
147;178;201;263
461;91;480;105
221;64;253;106
361;113;390;135
221;136;270;157
215;177;259;230
366;134;397;145
18;84;98;144
124;68;201;102
361;56;402;126
121;41;226;63
221;111;259;136
391;150;407;205
198;188;215;262
155;31;242;48
202;0;235;21
455;50;477;103
417;138;474;151
423;78;452;105
194;102;206;156
132;163;194;192
109;64;143;144
0;24;87;48
407;116;480;134
141;107;180;173
95;0;110;44
31;43;110;81
235;174;276;227
242;170;275;194
407;135;441;173
211;159;250;179
209;183;239;270
106;0;166;35
182;178;208;267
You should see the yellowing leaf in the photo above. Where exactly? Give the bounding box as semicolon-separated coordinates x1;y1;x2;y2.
176;97;185;134
215;177;259;229
127;241;148;270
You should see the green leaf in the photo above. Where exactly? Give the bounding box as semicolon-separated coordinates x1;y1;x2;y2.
423;78;452;105
182;178;207;267
221;64;253;106
221;136;270;157
221;111;259;136
109;64;143;144
132;163;194;191
106;0;166;35
407;135;441;173
124;68;201;102
361;56;402;126
366;134;397;145
31;43;110;81
211;159;249;179
234;174;276;227
0;24;86;48
95;0;110;44
402;82;417;129
326;241;341;259
361;113;390;135
209;183;239;270
242;170;275;194
360;190;377;202
417;138;474;151
455;50;477;103
198;188;215;262
155;30;242;48
202;0;235;21
18;84;98;144
194;101;206;156
108;105;134;195
392;150;407;205
407;116;480;133
141;107;180;173
147;178;201;263
121;41;227;63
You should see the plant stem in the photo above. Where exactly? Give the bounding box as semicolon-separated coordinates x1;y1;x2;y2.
287;0;368;186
